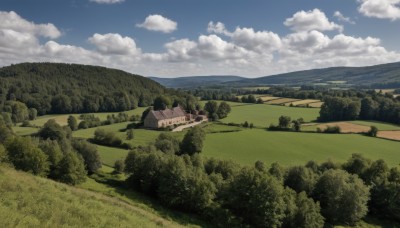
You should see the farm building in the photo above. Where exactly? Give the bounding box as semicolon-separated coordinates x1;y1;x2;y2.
143;106;189;129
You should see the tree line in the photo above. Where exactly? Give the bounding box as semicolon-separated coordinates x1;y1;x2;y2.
120;131;400;227
0;119;101;185
319;95;400;124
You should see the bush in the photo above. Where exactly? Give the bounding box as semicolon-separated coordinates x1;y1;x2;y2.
93;128;123;147
72;139;102;174
114;159;125;173
323;126;341;133
56;152;87;185
6;137;49;177
367;126;378;137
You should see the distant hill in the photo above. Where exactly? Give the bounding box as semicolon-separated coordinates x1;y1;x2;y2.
151;62;400;88
0;63;175;115
149;75;246;88
233;62;400;88
0;166;182;227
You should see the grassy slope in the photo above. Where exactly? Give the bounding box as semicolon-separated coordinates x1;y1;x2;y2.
202;128;400;167
219;103;320;127
0;166;185;228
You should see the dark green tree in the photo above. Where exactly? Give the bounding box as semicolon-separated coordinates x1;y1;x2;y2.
72;139;102;174
153;96;171;111
204;101;219;120
222;167;286;227
114;159;125;173
6;137;49;177
313;169;370;225
216;101;231;119
284;166;317;195
56;152;87;185
39;139;63;178
28;108;37;120
180;126;206;155
279;115;291;128
67;115;78;131
155;133;180;154
126;129;134;140
367;126;378;137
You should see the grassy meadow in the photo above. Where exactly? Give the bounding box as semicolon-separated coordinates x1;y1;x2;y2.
220;103;320;127
202;128;400;167
0;166;186;228
28;107;148;127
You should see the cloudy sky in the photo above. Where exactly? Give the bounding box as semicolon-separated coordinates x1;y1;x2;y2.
1;0;400;78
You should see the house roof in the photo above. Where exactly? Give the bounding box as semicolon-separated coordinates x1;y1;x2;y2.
150;106;186;120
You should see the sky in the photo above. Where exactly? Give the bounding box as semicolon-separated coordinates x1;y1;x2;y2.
0;0;400;78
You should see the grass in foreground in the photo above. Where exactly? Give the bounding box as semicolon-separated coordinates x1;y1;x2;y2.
202;128;400;167
0;165;185;228
79;168;206;228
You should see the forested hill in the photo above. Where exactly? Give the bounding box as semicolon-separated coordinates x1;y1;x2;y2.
233;62;400;88
152;62;400;88
0;63;174;115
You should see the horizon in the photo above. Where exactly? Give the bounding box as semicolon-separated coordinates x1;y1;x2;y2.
1;0;400;78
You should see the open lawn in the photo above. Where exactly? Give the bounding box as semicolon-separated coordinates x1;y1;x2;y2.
73;122;178;148
29;107;148;127
12;126;40;136
220;103;320;127
202;128;400;167
96;145;129;167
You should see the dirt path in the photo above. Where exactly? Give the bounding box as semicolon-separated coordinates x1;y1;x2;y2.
172;121;205;132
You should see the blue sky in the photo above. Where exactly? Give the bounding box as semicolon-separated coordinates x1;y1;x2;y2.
1;0;400;77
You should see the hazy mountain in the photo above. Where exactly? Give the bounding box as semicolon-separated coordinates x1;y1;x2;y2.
151;62;400;88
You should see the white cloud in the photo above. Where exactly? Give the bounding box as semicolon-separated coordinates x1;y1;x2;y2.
88;33;140;55
333;11;355;24
358;0;400;20
284;9;343;32
1;10;400;78
89;0;125;4
0;11;61;39
136;14;177;33
231;27;282;53
207;21;232;36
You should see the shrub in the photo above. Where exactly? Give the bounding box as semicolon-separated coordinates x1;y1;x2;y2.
367;126;378;137
93;128;122;147
323;126;341;134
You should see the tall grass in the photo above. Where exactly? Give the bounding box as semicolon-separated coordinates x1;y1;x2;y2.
0;166;184;227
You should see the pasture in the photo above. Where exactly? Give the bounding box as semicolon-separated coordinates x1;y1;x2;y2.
96;145;129;167
202;128;400;167
29;107;148;127
220;103;320;127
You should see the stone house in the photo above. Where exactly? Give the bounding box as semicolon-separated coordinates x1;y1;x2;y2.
143;106;189;129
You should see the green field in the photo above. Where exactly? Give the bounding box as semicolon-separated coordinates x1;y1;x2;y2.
202;128;400;167
220;103;320;127
29;107;148;127
0;166;186;227
12;126;40;136
97;145;129;167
